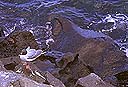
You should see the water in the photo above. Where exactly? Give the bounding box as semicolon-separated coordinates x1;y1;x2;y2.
0;1;128;86
0;0;128;50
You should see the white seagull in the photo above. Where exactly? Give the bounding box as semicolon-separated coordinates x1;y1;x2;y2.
19;46;43;62
19;46;45;75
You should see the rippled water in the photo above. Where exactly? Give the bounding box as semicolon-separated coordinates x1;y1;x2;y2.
0;0;128;50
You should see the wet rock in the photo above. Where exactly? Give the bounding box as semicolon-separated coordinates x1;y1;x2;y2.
0;71;20;87
0;26;5;37
43;51;75;68
59;55;90;87
33;59;60;79
0;70;53;87
0;56;20;70
56;52;75;68
44;71;66;87
115;71;128;87
35;60;56;73
12;77;53;87
0;31;38;58
49;15;128;85
74;73;115;87
0;61;6;71
78;39;128;79
50;15;112;53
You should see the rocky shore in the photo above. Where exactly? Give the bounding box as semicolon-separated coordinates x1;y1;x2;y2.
0;15;127;87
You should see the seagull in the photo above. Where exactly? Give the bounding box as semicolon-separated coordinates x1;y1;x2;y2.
19;46;43;62
19;46;45;74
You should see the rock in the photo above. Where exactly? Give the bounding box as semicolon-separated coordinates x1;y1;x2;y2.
0;56;20;70
0;61;6;71
37;51;90;87
0;31;38;58
0;71;21;87
59;55;90;87
12;76;53;87
74;73;115;87
44;71;66;87
49;15;128;85
50;15;112;53
78;39;128;79
35;60;56;73
0;70;53;87
0;26;5;37
56;52;75;68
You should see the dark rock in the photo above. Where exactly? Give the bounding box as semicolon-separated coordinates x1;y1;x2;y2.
49;15;128;85
4;63;17;70
78;39;128;79
56;52;75;68
50;15;112;53
115;71;128;87
74;73;115;87
0;26;5;37
34;60;56;72
59;55;90;87
0;61;6;71
44;71;65;87
0;56;20;71
0;31;38;58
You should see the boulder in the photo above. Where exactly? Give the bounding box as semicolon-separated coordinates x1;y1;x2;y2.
0;61;6;71
0;26;5;37
12;76;53;87
50;15;112;53
74;73;115;87
0;70;53;87
44;71;66;87
59;55;90;87
0;31;38;58
56;52;75;69
49;15;128;84
0;56;20;71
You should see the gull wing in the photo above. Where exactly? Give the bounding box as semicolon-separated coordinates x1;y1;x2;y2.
26;50;43;61
26;49;36;58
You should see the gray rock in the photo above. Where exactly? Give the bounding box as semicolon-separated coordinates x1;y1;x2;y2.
56;52;75;69
59;55;90;87
74;73;115;87
50;15;128;84
45;71;66;87
0;70;53;87
0;56;20;71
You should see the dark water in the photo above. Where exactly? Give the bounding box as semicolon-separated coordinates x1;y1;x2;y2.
0;0;128;50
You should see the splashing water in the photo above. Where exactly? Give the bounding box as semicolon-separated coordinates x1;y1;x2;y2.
87;13;128;50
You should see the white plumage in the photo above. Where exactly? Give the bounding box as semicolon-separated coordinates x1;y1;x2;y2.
19;46;43;62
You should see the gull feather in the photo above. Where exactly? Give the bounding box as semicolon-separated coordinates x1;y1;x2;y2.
19;47;43;62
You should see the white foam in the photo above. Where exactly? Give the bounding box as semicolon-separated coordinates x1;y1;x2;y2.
126;49;128;57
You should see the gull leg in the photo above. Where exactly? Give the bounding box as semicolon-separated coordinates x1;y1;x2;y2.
25;63;35;76
22;62;35;75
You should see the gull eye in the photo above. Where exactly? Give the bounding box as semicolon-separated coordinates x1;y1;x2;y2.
21;49;27;55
